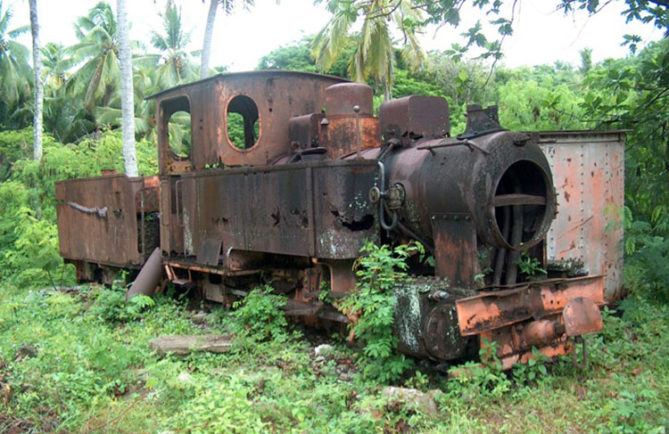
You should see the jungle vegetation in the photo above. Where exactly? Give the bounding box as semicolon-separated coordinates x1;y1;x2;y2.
0;0;667;431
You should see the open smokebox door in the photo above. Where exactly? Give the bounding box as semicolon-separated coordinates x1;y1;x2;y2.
450;129;624;369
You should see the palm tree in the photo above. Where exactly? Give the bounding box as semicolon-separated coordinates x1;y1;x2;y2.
0;1;31;120
117;0;137;177
313;0;424;100
67;2;120;113
42;43;73;96
131;65;160;137
29;0;43;161
96;0;196;145
43;89;93;143
41;43;91;143
95;64;159;140
200;0;255;79
147;1;198;88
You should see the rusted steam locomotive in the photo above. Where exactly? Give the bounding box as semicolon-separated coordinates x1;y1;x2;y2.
55;71;624;369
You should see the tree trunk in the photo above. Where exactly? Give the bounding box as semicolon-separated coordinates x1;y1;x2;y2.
29;0;43;161
117;0;138;177
200;0;218;79
383;80;391;101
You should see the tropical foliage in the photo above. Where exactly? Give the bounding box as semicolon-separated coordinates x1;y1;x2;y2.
145;1;198;89
313;0;425;99
0;1;31;127
0;0;666;430
0;1;200;145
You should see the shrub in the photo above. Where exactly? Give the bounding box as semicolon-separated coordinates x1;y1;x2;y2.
232;286;288;341
623;206;669;301
339;242;422;382
89;284;155;323
0;129;158;290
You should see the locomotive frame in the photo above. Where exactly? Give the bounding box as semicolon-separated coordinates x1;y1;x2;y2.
55;70;624;369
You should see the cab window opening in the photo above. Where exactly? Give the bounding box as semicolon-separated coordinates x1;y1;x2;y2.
227;94;259;149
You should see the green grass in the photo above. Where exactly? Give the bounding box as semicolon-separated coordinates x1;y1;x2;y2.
0;282;667;433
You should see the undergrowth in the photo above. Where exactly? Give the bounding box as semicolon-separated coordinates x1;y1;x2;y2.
0;279;666;432
339;241;424;382
231;285;289;342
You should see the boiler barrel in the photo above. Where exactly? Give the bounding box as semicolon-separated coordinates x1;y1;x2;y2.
385;131;557;250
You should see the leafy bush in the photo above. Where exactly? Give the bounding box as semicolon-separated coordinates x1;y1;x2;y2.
445;339;511;401
585;299;669;432
515;251;547;278
231;286;288;341
0;128;34;180
623;206;669;301
166;377;267;433
89;285;156;323
339;242;422;382
511;348;549;385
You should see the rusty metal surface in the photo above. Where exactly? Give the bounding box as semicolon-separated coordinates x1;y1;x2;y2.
458;104;504;139
320;83;379;158
324;116;380;159
55;175;159;267
379;95;450;142
563;296;604;336
431;215;478;287
289;113;325;150
519;319;566;348
480;323;571;370
158;177;181;256
152;71;347;172
126;247;163;299
539;131;625;302
455;275;604;336
378;130;556;255
168;159;378;270
324;82;373;116
394;278;474;361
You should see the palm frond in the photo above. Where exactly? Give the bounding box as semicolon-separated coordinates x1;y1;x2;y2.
313;4;357;71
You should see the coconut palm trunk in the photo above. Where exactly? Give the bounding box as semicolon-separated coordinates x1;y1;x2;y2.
200;0;218;79
116;0;138;177
29;0;42;161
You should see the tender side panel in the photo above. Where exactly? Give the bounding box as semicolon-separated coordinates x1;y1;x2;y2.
55;175;143;267
540;131;625;302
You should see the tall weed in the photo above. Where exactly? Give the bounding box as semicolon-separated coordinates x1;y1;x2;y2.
339;241;423;382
